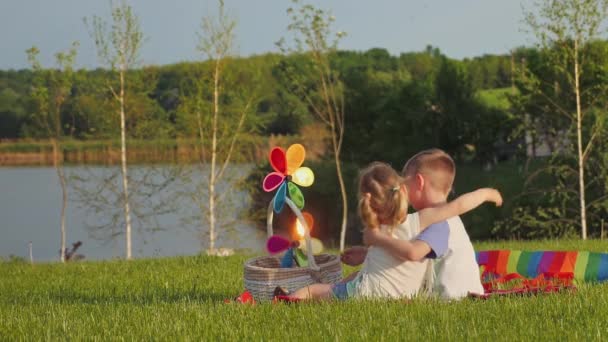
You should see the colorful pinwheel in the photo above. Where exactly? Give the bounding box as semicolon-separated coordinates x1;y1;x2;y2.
266;211;324;268
262;144;315;213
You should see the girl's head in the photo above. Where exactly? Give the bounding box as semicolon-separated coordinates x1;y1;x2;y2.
358;162;408;230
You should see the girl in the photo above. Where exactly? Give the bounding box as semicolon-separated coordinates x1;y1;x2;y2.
278;162;502;301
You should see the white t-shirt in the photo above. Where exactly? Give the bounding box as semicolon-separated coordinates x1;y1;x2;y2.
354;213;428;299
433;216;484;299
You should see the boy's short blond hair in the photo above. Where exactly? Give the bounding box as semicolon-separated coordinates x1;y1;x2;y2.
401;149;455;195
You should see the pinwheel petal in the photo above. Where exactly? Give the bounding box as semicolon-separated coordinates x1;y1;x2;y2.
273;182;287;213
293;247;308;267
288;182;305;209
291;167;314;187
285;144;306;175
262;172;285;192
302;212;314;232
269;147;286;174
266;235;291;254
298;237;324;255
295;211;314;237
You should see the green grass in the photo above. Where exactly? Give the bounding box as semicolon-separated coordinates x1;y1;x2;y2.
2;240;608;340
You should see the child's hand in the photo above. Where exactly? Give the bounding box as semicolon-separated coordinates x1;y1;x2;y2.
486;188;503;207
340;246;367;266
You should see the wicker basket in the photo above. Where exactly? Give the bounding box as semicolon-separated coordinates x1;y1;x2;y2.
243;198;343;301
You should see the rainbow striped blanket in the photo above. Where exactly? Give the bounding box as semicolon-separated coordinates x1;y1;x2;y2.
476;250;608;282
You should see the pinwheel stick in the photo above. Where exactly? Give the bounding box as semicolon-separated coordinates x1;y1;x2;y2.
266;198;319;270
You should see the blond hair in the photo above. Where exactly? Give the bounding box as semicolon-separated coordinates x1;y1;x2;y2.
401;148;455;195
358;162;408;230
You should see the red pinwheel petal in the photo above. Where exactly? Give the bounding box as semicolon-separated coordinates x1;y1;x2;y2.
263;172;285;192
269;147;286;174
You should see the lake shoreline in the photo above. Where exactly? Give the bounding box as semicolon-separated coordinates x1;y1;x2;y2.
0;135;328;166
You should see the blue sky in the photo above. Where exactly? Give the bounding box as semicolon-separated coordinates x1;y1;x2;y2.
0;0;535;69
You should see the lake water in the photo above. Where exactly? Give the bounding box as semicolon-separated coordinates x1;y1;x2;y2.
0;165;267;261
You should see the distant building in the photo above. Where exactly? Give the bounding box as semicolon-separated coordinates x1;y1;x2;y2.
525;129;569;157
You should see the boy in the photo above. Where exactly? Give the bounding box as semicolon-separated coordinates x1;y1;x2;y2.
343;149;485;299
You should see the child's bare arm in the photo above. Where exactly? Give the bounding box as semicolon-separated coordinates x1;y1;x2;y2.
418;188;502;229
364;188;501;262
363;228;432;262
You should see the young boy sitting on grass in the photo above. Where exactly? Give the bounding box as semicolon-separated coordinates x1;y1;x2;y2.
342;149;485;299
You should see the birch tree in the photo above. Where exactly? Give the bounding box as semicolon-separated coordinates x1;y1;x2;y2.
178;0;260;254
277;0;349;251
26;43;78;263
524;0;608;239
86;0;143;258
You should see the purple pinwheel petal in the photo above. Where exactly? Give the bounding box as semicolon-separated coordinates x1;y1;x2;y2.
266;235;291;254
263;172;285;192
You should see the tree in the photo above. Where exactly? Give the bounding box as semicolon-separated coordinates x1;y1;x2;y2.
523;0;608;239
277;0;349;251
86;0;144;258
177;0;260;253
26;43;78;263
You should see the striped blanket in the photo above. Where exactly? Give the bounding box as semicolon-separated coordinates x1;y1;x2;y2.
476;250;608;282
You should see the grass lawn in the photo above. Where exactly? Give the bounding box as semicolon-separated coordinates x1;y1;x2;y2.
2;240;608;340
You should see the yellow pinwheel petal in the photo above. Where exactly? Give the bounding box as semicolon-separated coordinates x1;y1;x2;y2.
291;167;314;187
285;144;306;175
298;237;324;255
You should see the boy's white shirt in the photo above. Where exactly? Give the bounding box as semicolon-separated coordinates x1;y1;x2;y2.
355;212;428;299
430;216;484;299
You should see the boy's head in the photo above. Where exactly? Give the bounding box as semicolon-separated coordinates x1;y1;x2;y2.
401;149;455;210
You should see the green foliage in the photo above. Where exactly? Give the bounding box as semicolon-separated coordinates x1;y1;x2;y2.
465;54;513;90
337;50;516;166
453;161;528;239
2;248;608;340
495;150;608;239
500;1;608;239
0;86;29;138
24;43;78;140
475;87;513;111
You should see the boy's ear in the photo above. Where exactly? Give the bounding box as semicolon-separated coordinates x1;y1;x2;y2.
416;173;425;190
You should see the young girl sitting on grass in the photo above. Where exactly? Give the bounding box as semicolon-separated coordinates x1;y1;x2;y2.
278;162;502;301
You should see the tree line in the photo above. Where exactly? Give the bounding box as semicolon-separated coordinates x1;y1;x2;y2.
0;49;513;148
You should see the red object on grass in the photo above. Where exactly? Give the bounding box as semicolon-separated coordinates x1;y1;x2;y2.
224;290;255;304
470;271;576;299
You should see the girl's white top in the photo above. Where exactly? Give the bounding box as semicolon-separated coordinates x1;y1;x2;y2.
354;213;427;299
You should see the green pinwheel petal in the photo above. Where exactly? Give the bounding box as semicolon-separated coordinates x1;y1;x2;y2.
288;182;305;209
294;247;308;267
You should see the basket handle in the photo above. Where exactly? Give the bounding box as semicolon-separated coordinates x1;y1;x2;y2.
266;198;319;271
